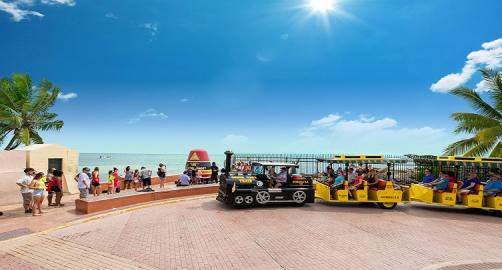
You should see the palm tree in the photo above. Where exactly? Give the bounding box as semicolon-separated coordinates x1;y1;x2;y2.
444;69;502;157
0;74;64;150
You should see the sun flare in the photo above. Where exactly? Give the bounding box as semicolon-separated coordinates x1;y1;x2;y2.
308;0;335;13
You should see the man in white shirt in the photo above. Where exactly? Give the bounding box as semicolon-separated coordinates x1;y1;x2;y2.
77;167;91;199
16;168;36;213
177;171;190;186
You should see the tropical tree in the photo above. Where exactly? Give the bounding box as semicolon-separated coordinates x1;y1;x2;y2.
444;69;502;157
0;74;64;150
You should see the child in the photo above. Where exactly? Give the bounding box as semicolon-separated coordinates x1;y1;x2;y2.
107;170;114;194
133;169;140;191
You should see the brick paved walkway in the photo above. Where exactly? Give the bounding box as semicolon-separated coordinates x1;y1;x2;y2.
1;198;502;270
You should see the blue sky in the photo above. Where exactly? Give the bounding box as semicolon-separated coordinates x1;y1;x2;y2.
1;0;502;154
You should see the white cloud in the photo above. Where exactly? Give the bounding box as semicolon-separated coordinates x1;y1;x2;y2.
57;92;77;101
40;0;75;6
299;113;451;154
256;53;270;63
301;114;341;137
0;0;74;22
431;38;502;93
0;0;43;21
312;113;341;127
129;108;168;124
222;134;248;144
142;23;158;41
180;98;189;102
104;12;117;19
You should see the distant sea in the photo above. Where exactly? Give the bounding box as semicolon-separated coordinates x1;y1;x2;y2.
79;153;226;176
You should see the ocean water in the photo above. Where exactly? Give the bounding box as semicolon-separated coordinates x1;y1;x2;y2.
79;153;226;176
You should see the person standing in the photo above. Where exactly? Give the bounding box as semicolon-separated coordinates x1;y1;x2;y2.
107;170;114;194
133;169;140;191
50;170;65;207
45;168;56;206
157;163;167;189
16;168;35;213
91;167;101;196
124;166;133;190
140;167;152;190
113;168;121;193
77;167;91;199
29;172;46;216
211;162;219;183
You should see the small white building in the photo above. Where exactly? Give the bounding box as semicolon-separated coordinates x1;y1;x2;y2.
0;144;79;206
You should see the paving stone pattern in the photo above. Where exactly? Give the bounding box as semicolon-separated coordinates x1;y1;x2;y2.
1;198;502;270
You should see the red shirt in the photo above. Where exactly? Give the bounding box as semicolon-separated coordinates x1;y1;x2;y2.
113;172;120;188
447;176;456;183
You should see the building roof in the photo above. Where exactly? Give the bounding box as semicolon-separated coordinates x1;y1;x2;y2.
14;144;76;152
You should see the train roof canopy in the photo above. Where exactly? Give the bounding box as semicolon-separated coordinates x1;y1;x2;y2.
317;156;409;164
252;162;299;168
411;155;502;169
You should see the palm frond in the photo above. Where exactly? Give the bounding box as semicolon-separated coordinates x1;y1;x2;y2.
463;140;497;157
443;137;478;156
450;87;502;121
450;112;500;134
489;142;502;157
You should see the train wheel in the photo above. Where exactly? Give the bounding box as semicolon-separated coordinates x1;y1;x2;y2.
292;191;307;205
377;202;397;210
256;191;271;205
244;195;254;206
233;195;244;207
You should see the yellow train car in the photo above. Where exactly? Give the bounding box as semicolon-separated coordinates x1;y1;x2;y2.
408;156;502;215
315;155;408;209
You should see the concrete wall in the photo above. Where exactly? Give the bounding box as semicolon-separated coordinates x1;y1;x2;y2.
0;151;28;206
23;145;79;194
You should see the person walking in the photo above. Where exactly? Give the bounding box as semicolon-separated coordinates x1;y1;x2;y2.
124;166;133;190
157;163;167;188
91;167;101;196
16;168;35;213
29;172;46;216
77;167;91;199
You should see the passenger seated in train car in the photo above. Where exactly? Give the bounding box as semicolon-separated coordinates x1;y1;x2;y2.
274;167;288;188
456;172;480;202
446;171;457;184
347;168;356;185
429;171;449;192
349;171;364;191
332;171;345;189
366;169;379;188
483;172;502;197
421;169;435;185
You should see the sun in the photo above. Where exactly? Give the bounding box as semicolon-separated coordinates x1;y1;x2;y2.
308;0;335;14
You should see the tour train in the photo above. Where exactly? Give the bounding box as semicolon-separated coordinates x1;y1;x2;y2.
216;151;502;216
